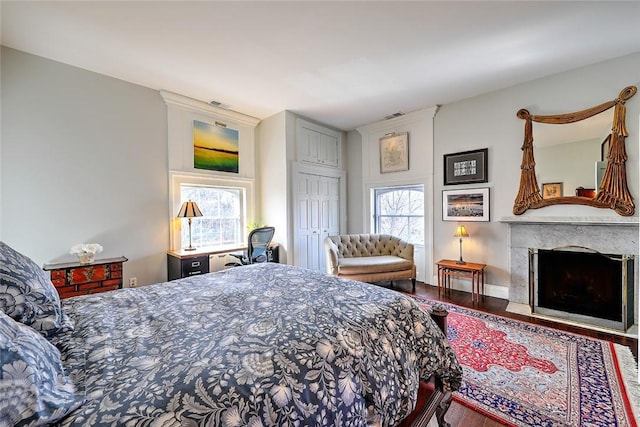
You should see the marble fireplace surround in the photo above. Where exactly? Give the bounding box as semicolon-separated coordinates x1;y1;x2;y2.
501;216;639;333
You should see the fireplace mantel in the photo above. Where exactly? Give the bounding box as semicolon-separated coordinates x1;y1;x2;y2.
500;216;639;226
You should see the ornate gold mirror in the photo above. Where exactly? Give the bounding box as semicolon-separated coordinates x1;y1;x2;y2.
513;86;637;216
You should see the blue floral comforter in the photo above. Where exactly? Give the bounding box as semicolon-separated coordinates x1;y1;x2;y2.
52;263;461;426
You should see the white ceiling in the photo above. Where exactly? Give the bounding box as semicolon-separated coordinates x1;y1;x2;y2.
2;1;640;131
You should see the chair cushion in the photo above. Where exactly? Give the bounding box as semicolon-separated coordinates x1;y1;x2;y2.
337;256;414;275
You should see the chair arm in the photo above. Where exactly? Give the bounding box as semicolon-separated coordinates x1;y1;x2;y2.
324;238;340;275
394;240;414;261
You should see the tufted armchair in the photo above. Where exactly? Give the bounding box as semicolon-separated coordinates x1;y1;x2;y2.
324;234;416;291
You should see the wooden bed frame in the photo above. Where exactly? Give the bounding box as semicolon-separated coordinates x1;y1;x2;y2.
397;307;454;427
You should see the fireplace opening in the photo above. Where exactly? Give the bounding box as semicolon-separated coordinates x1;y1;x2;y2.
530;247;634;331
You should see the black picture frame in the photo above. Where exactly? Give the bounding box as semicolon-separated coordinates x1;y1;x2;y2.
443;148;488;185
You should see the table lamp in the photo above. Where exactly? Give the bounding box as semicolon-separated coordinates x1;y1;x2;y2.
453;225;469;264
177;200;203;251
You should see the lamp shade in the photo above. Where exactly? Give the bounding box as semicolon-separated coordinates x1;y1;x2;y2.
177;201;203;218
453;225;469;238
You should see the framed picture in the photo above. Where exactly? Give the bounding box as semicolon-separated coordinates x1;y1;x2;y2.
444;148;488;185
380;132;409;173
442;187;490;222
542;182;563;199
193;120;239;173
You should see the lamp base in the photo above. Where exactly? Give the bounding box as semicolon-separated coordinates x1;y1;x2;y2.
184;246;196;251
456;260;466;265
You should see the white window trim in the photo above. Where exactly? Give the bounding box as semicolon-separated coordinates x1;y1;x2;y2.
169;171;255;251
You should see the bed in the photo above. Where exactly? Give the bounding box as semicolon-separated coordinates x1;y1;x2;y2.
0;241;462;427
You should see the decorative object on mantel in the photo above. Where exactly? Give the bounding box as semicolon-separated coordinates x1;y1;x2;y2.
177;200;203;251
541;182;563;199
379;132;409;173
453;225;469;264
513;85;636;216
443;148;488;185
69;243;103;264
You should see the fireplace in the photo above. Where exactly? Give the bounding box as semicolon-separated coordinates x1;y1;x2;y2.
529;247;635;331
501;217;638;334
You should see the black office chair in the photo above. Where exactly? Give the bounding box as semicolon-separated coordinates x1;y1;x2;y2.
225;226;276;267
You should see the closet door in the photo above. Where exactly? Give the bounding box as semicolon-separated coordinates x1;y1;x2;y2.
294;172;340;272
318;176;340;272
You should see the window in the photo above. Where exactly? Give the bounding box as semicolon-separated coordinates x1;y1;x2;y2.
372;185;424;244
170;172;254;251
180;185;244;248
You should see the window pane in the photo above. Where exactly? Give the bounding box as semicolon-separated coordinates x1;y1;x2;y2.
180;185;243;248
373;185;424;244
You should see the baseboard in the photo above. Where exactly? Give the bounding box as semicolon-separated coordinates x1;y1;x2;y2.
428;276;509;300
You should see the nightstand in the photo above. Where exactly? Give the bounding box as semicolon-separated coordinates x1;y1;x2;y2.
43;256;128;299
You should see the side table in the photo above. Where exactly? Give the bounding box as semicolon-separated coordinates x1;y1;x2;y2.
43;256;128;299
436;259;487;303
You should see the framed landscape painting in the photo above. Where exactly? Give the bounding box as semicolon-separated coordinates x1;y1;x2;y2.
442;187;490;221
193;120;239;173
444;148;488;185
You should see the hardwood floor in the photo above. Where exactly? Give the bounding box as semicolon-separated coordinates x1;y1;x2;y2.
388;279;639;427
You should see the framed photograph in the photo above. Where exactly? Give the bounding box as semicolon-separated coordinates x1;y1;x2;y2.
542;182;563;199
380;132;409;173
444;148;488;185
442;187;490;222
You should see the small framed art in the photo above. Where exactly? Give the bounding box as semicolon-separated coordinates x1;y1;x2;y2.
542;182;563;199
442;187;490;222
380;132;409;173
444;148;488;185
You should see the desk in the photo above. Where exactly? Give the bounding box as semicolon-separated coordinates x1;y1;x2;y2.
167;243;279;281
436;259;486;303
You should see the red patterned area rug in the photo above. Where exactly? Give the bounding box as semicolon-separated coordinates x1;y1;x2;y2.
412;297;639;427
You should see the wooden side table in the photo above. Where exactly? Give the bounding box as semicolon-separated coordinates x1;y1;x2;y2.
436;259;487;303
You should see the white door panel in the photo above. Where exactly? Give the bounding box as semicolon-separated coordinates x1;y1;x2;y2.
294;172;340;272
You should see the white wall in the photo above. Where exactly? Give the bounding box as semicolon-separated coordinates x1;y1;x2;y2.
1;47;169;286
433;53;640;297
256;111;290;262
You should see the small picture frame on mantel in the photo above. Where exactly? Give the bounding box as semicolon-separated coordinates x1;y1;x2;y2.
542;182;563;199
380;132;409;173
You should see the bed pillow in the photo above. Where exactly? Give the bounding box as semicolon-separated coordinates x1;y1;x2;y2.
0;310;83;426
0;241;64;336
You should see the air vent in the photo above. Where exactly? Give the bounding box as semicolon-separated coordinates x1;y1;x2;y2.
384;111;405;120
209;100;231;109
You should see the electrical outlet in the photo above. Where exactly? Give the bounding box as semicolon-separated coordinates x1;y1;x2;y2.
129;277;137;288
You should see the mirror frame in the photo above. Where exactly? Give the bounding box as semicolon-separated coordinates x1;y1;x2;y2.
513;86;637;216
